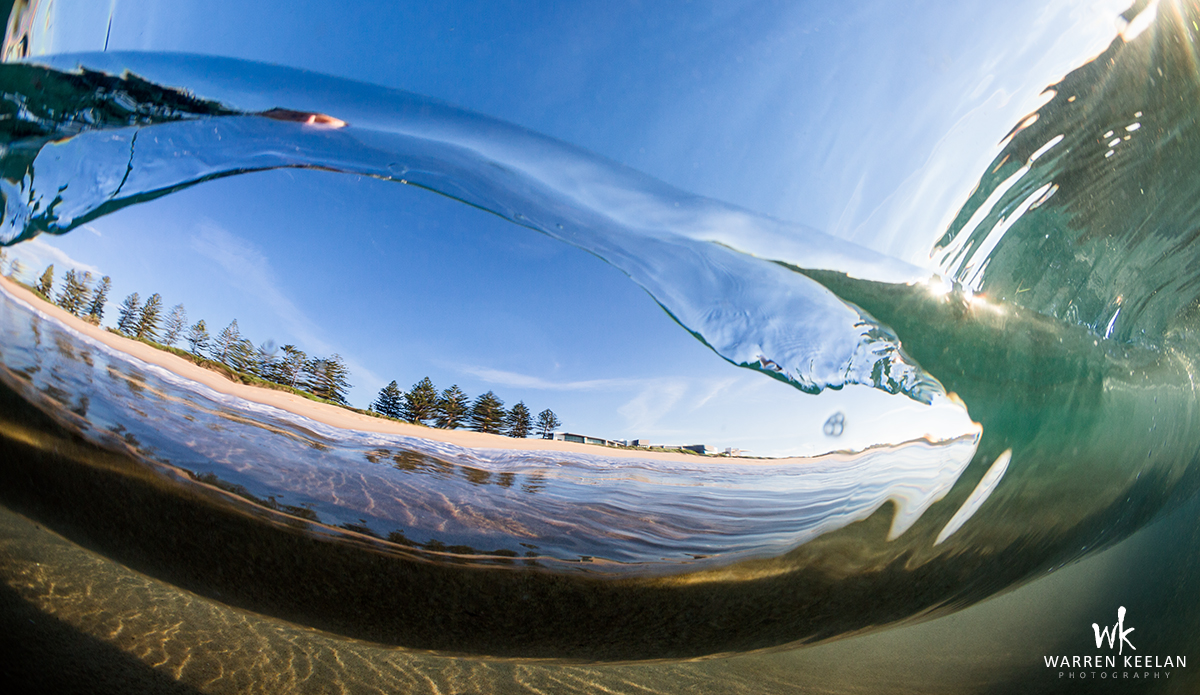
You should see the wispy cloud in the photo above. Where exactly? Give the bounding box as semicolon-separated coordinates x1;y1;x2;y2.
6;237;102;283
188;221;381;385
461;365;760;434
459;365;639;391
685;376;739;412
617;378;690;432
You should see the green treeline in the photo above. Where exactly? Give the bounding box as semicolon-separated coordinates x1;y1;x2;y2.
370;377;561;438
13;260;112;326
10;259;567;436
22;262;352;406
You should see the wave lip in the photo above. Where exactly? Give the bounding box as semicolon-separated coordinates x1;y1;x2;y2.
0;53;945;404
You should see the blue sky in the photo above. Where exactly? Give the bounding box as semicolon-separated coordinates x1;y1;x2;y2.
7;0;1134;454
32;0;1131;250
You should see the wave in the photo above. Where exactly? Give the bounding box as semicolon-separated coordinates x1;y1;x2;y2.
0;52;943;403
1;0;1200;661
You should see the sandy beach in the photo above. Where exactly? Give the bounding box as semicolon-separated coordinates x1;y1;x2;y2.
0;274;798;464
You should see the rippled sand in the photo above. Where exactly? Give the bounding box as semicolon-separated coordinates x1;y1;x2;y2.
3;498;1199;694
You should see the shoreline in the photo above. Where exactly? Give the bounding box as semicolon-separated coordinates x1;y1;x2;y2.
0;273;806;464
0;274;973;464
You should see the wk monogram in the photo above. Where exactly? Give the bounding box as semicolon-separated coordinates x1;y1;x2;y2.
1093;606;1136;655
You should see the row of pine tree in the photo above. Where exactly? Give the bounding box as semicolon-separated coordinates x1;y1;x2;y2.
15;259;566;436
27;263;353;404
370;377;561;438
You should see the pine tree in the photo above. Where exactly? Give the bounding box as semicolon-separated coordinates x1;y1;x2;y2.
53;269;71;309
161;304;187;346
305;354;351;404
87;276;111;323
535;409;561;438
135;292;163;340
54;269;92;316
435;385;470;429
79;271;94;309
116;292;141;335
253;341;277;378
228;337;255;372
469;391;507;434
185;319;210;355
212;319;242;364
371;380;404;418
35;264;54;298
505;401;532;438
7;259;23;280
302;357;324;396
276;344;308;388
401;377;439;424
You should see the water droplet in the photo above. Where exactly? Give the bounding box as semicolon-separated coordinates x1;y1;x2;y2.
823;412;845;437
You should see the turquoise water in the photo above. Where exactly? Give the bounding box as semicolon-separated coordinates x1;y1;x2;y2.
1;0;1200;691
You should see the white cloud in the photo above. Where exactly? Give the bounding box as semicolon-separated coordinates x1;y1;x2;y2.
458;365;639;391
685;376;738;413
617;378;689;432
460;364;720;435
5;237;102;283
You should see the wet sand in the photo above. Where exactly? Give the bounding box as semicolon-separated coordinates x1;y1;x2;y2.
4;485;1199;694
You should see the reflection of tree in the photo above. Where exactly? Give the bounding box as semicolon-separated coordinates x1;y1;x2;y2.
536;409;561;438
521;471;546;495
462;466;492;486
391;451;424;472
469;391;506;434
340;523;381;539
401;377;438;425
53;333;77;361
386;530;416;547
506;401;531;438
190;471;321;523
435;385;469;429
